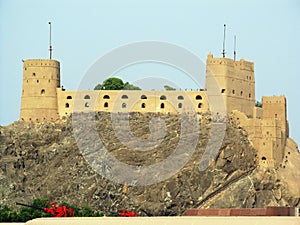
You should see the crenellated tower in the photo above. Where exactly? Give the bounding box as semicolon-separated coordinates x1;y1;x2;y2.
20;59;60;122
205;53;255;117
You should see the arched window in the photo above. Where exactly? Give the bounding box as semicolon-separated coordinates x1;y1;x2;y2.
104;102;108;108
141;95;147;99
141;103;146;108
65;103;69;108
121;95;128;99
160;103;165;109
32;73;36;76
160;95;166;100
84;95;90;99
240;91;243;96
178;103;182;108
261;156;266;161
122;103;126;108
198;103;202;108
178;95;184;100
195;95;202;100
85;102;89;108
41;89;45;95
67;96;72;99
103;95;110;99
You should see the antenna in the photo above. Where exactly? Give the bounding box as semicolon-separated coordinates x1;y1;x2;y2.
48;22;52;59
222;24;226;58
234;35;236;61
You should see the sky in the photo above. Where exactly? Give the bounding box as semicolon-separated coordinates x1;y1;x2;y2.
0;0;299;145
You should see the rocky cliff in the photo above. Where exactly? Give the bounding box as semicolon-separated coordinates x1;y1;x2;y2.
0;112;299;215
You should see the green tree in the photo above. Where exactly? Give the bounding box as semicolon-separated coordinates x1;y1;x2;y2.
123;82;141;90
94;77;141;90
164;85;176;91
255;101;262;108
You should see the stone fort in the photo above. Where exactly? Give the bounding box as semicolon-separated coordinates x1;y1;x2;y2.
20;52;298;169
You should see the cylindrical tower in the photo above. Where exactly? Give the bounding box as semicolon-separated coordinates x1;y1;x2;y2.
20;59;60;122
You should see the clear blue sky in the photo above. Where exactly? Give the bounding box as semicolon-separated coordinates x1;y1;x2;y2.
0;0;299;145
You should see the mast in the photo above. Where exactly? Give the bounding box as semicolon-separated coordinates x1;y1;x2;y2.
222;24;226;58
49;22;52;59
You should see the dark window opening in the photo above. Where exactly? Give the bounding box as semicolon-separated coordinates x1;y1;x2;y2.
67;96;72;99
240;91;243;96
122;103;126;108
232;90;235;94
178;103;182;108
178;95;184;100
33;73;36;76
195;95;202;100
37;80;39;83
65;103;69;108
41;89;45;95
249;93;251;98
262;156;266;161
221;89;225;93
141;95;147;99
121;95;128;99
160;103;165;109
104;102;108;108
198;103;202;108
160;95;166;100
275;114;277;118
84;95;90;99
85;102;90;108
103;95;110;99
141;103;146;108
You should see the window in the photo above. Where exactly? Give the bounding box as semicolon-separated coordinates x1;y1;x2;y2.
37;80;39;83
41;89;45;95
178;103;182;108
85;102;89;108
195;95;202;100
104;102;108;108
84;95;90;99
221;89;225;93
249;93;251;98
33;73;36;76
160;95;166;100
198;103;202;108
141;95;147;99
103;95;110;99
178;95;184;100
160;103;165;109
141;103;146;108
262;156;266;161
240;91;243;96
121;95;128;99
67;96;72;99
65;103;69;108
232;90;235;94
122;103;126;108
275;114;277;118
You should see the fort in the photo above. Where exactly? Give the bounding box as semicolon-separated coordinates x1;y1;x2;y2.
20;52;299;169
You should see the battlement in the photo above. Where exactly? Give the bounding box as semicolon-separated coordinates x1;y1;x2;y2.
23;59;60;68
262;96;286;104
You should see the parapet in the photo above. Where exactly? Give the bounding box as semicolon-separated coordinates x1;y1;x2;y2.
206;54;254;71
23;59;60;68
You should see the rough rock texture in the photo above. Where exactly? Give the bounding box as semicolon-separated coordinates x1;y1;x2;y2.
0;112;299;215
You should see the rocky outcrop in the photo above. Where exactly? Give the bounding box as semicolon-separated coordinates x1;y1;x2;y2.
0;112;299;215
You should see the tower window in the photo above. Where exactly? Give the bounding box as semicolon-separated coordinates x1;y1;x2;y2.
104;102;108;108
275;114;277;118
121;95;128;99
122;103;126;108
33;73;36;76
240;91;243;96
160;95;166;100
261;156;266;161
65;103;69;108
178;95;184;100
37;80;39;83
221;89;225;93
67;96;72;99
160;103;165;109
249;93;251;98
41;89;45;95
103;95;110;99
141;95;147;99
84;95;90;99
141;103;146;108
195;95;202;100
232;90;235;94
178;103;182;108
198;103;202;108
85;102;90;108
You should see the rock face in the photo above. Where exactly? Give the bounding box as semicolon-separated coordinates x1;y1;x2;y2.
0;112;299;216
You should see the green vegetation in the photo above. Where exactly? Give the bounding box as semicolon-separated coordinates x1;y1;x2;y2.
0;198;103;222
94;77;141;90
255;101;262;108
164;85;176;91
